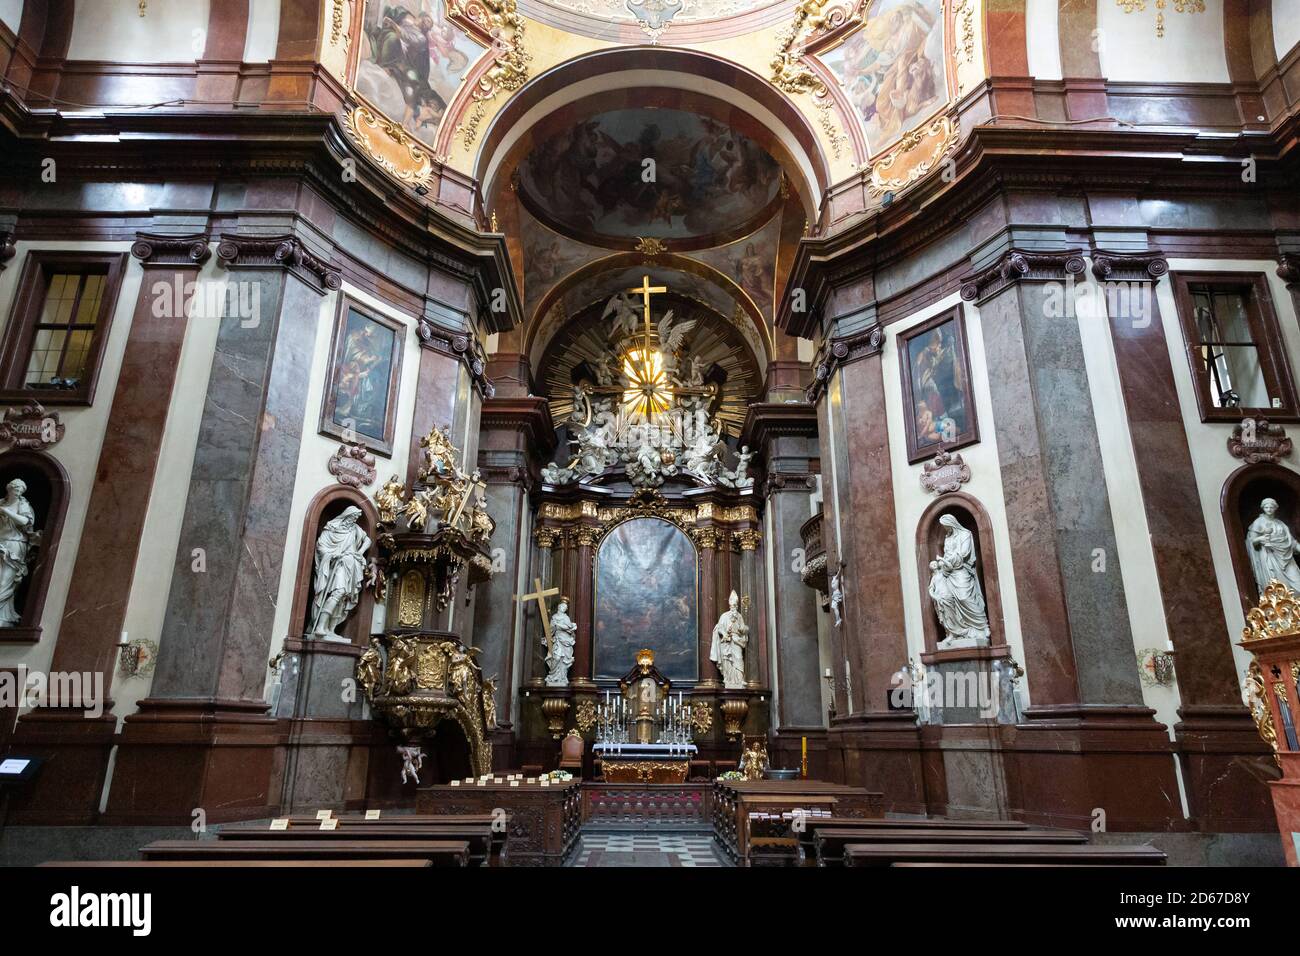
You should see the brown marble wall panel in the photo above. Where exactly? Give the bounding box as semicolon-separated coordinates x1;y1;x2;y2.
52;257;203;686
405;347;465;486
818;375;849;714
835;354;909;715
1103;274;1239;706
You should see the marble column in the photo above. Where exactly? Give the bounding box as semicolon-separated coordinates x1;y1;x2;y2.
809;325;925;810
697;529;720;687
1095;248;1273;831
104;233;340;824
7;234;210;825
472;395;554;744
960;247;1181;829
572;527;598;684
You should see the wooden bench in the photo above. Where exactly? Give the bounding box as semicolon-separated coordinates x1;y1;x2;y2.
140;839;471;867
41;859;431;868
813;827;1087;867
798;816;1031;864
842;843;1167;867
218;823;502;867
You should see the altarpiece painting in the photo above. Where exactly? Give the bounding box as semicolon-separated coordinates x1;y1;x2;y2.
594;517;698;682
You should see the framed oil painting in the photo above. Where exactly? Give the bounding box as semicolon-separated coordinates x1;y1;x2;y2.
898;306;978;464
594;517;698;682
319;298;404;457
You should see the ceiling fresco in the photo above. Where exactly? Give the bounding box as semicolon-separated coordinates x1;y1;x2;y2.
515;108;784;244
354;0;487;148
815;0;948;156
531;0;783;23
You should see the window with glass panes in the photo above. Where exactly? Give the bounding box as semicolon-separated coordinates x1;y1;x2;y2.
23;271;107;390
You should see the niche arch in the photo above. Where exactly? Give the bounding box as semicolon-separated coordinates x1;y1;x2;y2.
0;449;70;643
287;484;381;645
914;491;1004;656
1221;462;1300;612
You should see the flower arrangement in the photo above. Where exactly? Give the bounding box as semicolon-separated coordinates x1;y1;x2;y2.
539;770;573;782
717;770;743;781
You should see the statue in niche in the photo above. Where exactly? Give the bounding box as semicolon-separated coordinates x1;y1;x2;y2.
545;597;578;686
1246;497;1300;595
710;590;749;689
0;479;37;627
309;505;372;639
927;514;991;648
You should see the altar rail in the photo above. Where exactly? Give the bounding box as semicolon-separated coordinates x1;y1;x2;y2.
712;779;885;865
581;782;711;826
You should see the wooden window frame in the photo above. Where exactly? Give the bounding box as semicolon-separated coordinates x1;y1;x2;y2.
0;251;127;407
1170;271;1298;424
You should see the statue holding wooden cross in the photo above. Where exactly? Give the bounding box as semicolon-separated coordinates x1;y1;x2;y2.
517;578;576;686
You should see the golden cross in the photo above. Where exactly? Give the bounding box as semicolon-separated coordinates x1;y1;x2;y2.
627;274;667;378
516;577;560;651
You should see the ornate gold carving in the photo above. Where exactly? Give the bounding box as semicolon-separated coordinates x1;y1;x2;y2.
691;701;713;736
541;695;570;738
330;0;350;48
357;639;381;698
601;760;690;784
635;237;668;259
696;502;714;521
376;475;406;524
575;527;600;548
868;114;959;198
574;699;597;734
734;529;762;551
452;0;530;148
386;637;418;694
535;527;558;548
343;104;435;188
770;0;866;161
1242;580;1300;642
417;642;449;688
696;527;721;550
1116;0;1206;38
952;0;976;94
720;697;749;738
397;571;425;627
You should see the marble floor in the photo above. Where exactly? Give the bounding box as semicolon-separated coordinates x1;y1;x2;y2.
567;829;730;867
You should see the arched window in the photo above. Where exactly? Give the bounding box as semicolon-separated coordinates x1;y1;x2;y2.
0;449;70;643
914;492;1004;655
287;485;380;644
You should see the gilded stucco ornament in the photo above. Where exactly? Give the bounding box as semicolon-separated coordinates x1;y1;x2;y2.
770;0;866;161
343;104;436;188
867;114;959;198
451;0;531;149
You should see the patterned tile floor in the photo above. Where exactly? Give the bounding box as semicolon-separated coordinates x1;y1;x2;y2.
568;829;730;867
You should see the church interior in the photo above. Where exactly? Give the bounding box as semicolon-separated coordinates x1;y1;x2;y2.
1;0;1300;883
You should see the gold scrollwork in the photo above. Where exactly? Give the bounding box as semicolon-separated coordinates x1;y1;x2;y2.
342;104;435;189
691;702;713;736
1242;580;1300;642
867;114;959;198
452;0;530;149
398;571;425;627
574;699;598;734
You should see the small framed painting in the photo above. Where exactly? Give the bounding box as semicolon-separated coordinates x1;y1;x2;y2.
897;306;979;464
319;298;404;457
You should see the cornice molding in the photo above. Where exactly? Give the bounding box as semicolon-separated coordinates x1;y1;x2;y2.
806;324;883;404
740;401;819;451
478;395;557;460
958;249;1086;305
215;233;342;294
1090;249;1169;284
417;317;496;399
130;232;211;268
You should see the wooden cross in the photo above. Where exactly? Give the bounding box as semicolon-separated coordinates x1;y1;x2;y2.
448;476;487;530
516;577;560;651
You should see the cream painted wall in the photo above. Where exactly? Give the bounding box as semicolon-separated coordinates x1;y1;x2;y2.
1025;0;1063;81
68;0;210;63
1156;259;1300;700
1275;0;1300;62
1097;0;1230;84
259;281;425;702
880;293;1028;706
0;0;22;34
244;0;281;63
0;241;142;715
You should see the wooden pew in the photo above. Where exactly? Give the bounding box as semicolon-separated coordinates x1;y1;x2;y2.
41;860;431;868
798;816;1033;864
813;827;1086;867
842;843;1167;867
140;839;471;867
218;824;501;867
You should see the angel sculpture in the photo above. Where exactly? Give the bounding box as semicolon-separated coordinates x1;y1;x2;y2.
398;745;425;785
602;292;641;340
658;310;695;357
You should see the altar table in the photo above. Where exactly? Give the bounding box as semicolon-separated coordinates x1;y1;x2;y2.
594;742;697;783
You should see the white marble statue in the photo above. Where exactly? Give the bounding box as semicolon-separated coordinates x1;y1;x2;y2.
829;565;844;628
397;744;425;785
1246;497;1300;594
545;598;578;686
309;505;371;638
0;479;36;627
927;515;991;647
709;590;749;689
718;445;755;489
